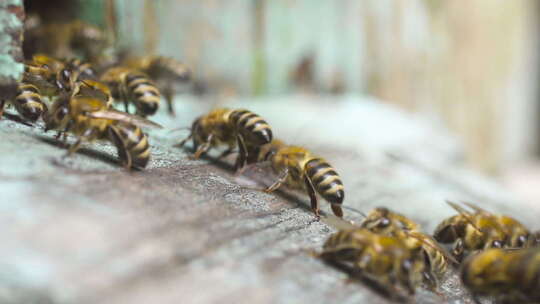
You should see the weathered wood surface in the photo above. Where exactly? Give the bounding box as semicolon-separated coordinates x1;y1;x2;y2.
0;96;536;304
0;0;24;100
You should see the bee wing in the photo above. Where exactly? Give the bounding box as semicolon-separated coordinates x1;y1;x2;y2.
78;85;110;101
85;110;163;129
446;200;482;233
406;231;460;265
461;201;491;215
324;216;359;231
445;200;471;215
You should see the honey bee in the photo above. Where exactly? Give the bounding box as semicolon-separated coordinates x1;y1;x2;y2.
44;95;161;169
24;54;88;96
360;207;457;288
100;67;161;117
461;248;540;303
23;62;59;99
360;207;420;233
253;139;344;218
434;201;512;261
64;58;96;79
529;230;540;247
123;55;191;115
460;201;530;248
0;82;47;122
24;20;108;63
319;228;425;296
178;108;273;171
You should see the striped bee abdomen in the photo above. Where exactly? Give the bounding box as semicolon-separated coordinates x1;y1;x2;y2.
229;109;273;146
305;158;344;206
108;122;151;169
126;72;160;116
13;83;46;122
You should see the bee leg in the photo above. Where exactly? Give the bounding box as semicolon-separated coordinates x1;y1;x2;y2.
218;147;236;159
452;239;465;261
264;168;289;193
472;296;482;304
234;135;248;172
422;270;438;292
0;99;5;119
304;175;320;219
65;128;94;157
192;134;213;159
119;85;131;114
176;134;192;148
65;138;83;156
163;84;175;116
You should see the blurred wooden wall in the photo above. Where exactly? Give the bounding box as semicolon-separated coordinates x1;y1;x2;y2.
109;0;539;174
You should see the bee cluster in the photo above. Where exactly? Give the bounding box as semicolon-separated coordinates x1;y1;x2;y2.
319;202;540;302
2;18;192;169
5;13;539;304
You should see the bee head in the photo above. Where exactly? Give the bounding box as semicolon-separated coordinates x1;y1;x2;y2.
43;97;70;131
257;140;282;163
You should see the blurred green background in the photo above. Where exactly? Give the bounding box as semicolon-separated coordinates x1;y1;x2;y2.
23;0;540;179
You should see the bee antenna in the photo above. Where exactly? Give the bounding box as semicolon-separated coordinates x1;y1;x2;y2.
168;127;191;134
342;206;367;218
446;200;482;233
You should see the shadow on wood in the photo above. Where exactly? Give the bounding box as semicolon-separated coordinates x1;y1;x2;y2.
2;113;34;127
34;134;124;169
320;257;412;303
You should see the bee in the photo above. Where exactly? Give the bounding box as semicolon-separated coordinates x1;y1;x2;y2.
360;207;457;289
124;55;191;115
23;62;59;99
529;230;540;247
24;20;108;63
319;228;425;296
360;207;420;233
100;67;161;117
434;201;511;261
44;95;161;169
460;202;531;248
178;108;273;171
461;248;540;303
64;58;96;79
252;139;344;218
23;54;78;96
0;82;47;122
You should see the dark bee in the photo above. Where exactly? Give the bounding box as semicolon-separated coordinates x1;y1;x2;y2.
179;108;273;171
100;67;161;117
0;83;47;122
461;248;540;303
24;20;108;63
320;228;425;296
124;55;191;115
